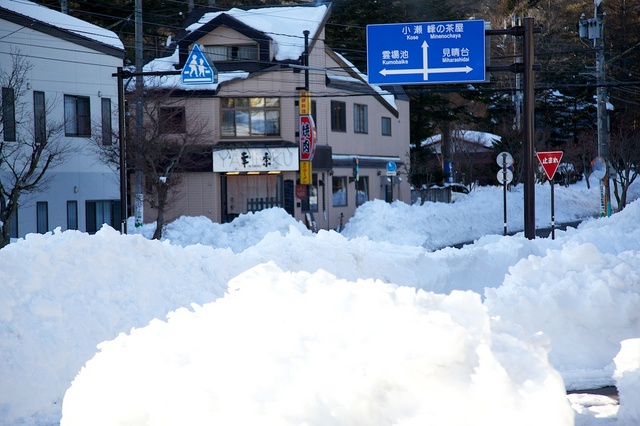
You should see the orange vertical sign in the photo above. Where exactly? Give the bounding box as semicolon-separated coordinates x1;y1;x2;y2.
299;160;312;185
299;91;311;115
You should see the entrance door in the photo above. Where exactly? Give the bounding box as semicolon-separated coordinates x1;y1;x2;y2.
222;174;283;222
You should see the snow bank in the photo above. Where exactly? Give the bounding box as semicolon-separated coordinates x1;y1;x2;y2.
61;264;573;426
614;338;640;423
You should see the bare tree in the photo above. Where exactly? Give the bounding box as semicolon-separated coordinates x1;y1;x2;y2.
0;51;67;248
92;79;211;239
609;126;640;211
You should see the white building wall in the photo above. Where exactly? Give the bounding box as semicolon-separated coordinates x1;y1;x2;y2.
0;17;123;237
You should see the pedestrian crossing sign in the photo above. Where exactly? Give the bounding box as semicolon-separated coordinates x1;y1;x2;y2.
181;44;217;85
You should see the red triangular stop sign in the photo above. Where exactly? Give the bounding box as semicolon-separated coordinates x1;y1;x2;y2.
536;151;564;180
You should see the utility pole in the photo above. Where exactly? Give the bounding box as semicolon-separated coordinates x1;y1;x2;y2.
487;18;540;240
134;0;144;227
513;15;522;132
579;0;611;217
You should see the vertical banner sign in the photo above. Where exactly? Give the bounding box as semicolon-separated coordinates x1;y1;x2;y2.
299;161;312;185
299;91;311;115
298;91;314;185
299;115;316;161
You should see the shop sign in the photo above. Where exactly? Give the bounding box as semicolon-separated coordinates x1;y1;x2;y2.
299;160;312;185
213;147;299;172
299;91;311;115
296;184;308;199
299;115;316;161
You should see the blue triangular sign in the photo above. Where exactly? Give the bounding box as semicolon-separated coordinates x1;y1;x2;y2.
181;44;217;85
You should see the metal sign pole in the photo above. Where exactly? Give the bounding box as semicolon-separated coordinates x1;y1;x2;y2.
551;179;556;239
522;17;536;240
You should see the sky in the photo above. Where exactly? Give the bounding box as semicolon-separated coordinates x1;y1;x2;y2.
1;177;639;425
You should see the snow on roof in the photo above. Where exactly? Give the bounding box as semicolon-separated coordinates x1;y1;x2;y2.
0;0;123;50
329;51;398;112
143;47;249;90
185;5;328;62
422;130;501;149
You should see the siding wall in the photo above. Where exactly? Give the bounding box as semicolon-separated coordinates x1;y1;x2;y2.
0;16;122;237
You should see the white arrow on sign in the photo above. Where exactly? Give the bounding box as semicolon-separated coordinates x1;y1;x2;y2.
379;41;473;80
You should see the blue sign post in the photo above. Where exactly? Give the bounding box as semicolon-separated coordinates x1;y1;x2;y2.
181;44;217;85
366;20;486;85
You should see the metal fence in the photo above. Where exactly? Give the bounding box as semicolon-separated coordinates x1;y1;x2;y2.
247;197;281;212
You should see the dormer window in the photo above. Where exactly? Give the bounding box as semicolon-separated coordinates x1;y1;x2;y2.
203;44;258;62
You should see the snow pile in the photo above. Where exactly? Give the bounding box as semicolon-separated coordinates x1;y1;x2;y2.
61;264;573;426
0;180;639;425
484;242;640;389
614;338;640;423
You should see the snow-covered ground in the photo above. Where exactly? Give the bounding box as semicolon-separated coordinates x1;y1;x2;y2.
1;179;639;425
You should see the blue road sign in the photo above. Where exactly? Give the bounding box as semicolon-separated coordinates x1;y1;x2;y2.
181;44;217;85
366;20;486;85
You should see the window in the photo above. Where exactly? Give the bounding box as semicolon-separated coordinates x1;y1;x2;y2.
382;178;393;203
330;100;346;132
67;201;78;230
159;106;186;134
86;200;121;234
2;87;16;141
36;202;48;234
64;95;91;137
9;207;18;239
204;44;258;62
356;176;369;207
300;173;318;213
34;91;46;144
221;97;280;137
354;104;368;134
381;116;392;136
101;98;112;145
332;176;348;207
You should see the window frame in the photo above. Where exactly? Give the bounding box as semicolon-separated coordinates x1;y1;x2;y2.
86;200;121;234
330;100;346;132
158;106;186;134
332;175;348;207
220;97;280;138
101;98;113;145
36;201;48;234
381;116;392;136
67;200;78;230
2;87;16;141
204;44;259;62
353;103;368;134
34;91;46;144
64;95;91;137
9;207;18;239
356;176;369;207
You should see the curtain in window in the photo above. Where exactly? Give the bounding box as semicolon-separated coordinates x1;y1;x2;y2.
64;96;77;135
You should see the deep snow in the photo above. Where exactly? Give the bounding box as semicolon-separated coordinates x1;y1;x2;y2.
1;179;639;425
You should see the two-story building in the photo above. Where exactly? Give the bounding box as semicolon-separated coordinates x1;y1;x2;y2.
0;0;124;240
141;3;410;231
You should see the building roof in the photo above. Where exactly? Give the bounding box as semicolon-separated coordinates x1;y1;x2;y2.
0;0;124;55
176;4;329;62
144;2;399;113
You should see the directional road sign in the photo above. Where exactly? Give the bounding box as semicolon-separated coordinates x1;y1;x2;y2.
181;44;217;85
366;20;486;85
536;151;563;180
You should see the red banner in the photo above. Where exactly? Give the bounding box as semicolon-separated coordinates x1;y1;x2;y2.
299;115;316;161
